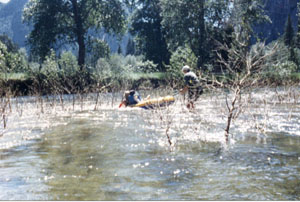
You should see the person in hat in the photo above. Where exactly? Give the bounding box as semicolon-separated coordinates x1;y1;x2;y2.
179;65;203;109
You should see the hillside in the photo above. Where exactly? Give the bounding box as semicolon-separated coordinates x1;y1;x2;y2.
255;0;298;43
0;0;29;47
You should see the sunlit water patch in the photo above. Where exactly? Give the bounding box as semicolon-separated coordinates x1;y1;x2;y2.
0;88;299;200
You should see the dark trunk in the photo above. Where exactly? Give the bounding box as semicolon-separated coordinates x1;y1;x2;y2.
78;35;86;70
71;0;86;70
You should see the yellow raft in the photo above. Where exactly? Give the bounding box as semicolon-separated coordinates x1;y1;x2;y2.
133;95;175;109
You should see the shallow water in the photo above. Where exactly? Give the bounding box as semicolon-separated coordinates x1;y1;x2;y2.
0;88;299;200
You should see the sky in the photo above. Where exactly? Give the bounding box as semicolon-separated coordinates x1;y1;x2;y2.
0;0;10;3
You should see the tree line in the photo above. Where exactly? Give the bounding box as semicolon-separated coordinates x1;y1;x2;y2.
1;0;300;96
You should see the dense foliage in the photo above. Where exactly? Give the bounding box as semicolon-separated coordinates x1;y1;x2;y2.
23;0;126;69
0;0;299;96
130;0;170;71
0;36;28;74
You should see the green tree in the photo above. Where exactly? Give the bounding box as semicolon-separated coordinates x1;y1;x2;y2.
213;24;235;72
130;0;170;71
23;0;126;69
232;0;269;47
283;14;297;63
0;42;8;72
0;34;19;53
160;0;234;69
58;51;80;77
166;45;197;83
160;0;206;68
221;0;269;73
0;41;28;73
86;38;110;67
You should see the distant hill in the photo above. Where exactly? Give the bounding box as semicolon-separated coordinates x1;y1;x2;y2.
255;0;298;43
0;0;29;47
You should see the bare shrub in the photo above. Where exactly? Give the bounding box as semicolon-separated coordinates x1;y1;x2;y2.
202;39;278;142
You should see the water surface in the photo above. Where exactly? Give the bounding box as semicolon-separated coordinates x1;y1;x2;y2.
0;89;299;200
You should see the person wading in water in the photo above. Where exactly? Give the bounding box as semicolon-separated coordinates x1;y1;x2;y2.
179;65;203;109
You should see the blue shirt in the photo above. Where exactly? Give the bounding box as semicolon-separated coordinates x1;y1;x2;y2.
127;91;141;105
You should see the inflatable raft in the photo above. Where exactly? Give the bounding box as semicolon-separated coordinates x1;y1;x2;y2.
132;95;175;109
